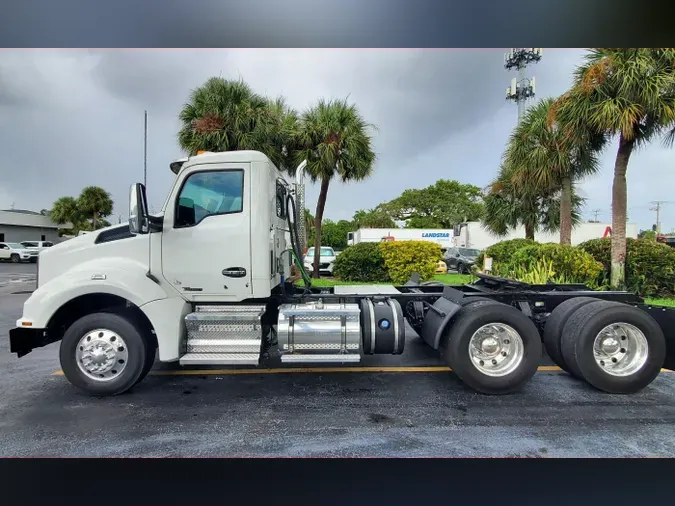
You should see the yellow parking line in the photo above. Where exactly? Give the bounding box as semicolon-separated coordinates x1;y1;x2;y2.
51;365;674;376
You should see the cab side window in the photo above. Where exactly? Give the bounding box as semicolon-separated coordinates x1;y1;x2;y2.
175;170;244;228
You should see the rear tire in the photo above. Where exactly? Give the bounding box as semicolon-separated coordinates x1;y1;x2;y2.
560;300;666;394
542;297;599;375
59;312;148;396
10;254;19;263
443;302;542;395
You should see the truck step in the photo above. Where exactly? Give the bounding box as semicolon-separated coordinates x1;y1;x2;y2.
280;354;361;364
184;304;265;363
179;353;260;366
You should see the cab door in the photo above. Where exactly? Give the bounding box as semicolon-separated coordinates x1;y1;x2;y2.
161;163;252;301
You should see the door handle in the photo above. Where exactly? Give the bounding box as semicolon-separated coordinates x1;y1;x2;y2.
222;267;247;278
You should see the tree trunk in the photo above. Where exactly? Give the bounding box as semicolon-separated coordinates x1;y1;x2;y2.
610;133;634;289
559;176;573;245
312;178;331;278
92;211;97;230
525;222;535;240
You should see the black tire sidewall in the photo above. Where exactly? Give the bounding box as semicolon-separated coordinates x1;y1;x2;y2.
445;303;542;394
570;305;666;394
59;312;147;396
543;297;598;375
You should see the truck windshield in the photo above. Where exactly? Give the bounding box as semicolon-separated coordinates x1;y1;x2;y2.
458;248;480;257
7;243;25;249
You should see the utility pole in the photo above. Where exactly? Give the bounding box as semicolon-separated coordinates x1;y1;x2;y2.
143;110;148;188
591;209;601;222
504;48;542;123
650;201;671;236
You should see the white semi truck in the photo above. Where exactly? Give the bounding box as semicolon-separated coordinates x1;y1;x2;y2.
9;151;675;397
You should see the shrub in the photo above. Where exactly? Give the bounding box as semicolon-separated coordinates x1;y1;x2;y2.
333;242;390;283
507;243;604;287
579;237;675;297
379;240;442;284
477;238;537;273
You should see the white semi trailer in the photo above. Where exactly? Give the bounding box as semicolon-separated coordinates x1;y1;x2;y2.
9;151;675;397
452;221;639;250
347;228;454;251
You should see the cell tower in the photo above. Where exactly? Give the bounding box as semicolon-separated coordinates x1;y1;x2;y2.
504;48;543;123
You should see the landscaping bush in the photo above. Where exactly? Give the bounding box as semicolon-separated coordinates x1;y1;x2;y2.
379;240;442;284
476;238;537;273
579;237;675;297
508;243;604;287
333;242;390;283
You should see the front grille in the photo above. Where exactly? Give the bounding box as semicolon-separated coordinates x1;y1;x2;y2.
320;263;329;269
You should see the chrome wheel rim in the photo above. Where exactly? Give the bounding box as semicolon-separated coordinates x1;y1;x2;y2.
76;328;129;382
468;323;524;377
592;323;648;377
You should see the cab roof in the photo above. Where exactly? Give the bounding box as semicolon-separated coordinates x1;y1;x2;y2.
170;150;273;174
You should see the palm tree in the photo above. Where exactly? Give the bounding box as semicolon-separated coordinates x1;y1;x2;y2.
483;165;584;240
50;196;83;233
78;186;113;230
503;98;603;244
551;48;675;288
294;98;376;278
177;78;299;173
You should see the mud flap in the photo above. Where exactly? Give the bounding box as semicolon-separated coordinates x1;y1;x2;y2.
640;304;675;371
419;286;464;350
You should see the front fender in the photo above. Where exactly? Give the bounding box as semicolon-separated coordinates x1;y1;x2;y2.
17;259;169;328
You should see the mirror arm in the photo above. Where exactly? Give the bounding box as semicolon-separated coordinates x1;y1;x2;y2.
148;215;163;232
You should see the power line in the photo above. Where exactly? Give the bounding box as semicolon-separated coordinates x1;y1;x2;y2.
591;209;602;221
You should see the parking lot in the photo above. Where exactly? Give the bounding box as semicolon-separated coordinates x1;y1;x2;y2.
1;271;675;456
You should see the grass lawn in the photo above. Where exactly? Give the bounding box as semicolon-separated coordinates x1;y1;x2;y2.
296;275;675;307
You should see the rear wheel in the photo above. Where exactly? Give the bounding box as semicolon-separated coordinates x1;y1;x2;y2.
59;312;148;396
443;302;542;394
560;301;666;394
10;254;19;263
542;297;599;375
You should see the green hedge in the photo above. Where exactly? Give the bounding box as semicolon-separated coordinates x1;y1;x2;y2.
379;240;442;284
508;243;604;287
333;242;390;283
333;240;441;284
579;238;675;297
477;238;536;274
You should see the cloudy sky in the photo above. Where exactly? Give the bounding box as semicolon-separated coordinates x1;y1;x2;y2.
0;49;672;232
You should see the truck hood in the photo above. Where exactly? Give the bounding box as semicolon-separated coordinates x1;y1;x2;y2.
37;225;148;287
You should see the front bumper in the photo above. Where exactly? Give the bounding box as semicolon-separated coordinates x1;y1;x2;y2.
9;326;50;357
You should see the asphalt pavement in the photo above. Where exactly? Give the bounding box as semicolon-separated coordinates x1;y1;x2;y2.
2;289;675;457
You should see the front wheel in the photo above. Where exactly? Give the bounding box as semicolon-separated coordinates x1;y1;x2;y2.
59;312;149;396
458;263;469;274
10;254;20;263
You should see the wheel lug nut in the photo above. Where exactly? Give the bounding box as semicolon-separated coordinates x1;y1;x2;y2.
491;359;497;365
612;357;618;363
600;360;605;366
620;348;626;353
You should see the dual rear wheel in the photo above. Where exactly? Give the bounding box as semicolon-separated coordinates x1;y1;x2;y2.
544;299;666;394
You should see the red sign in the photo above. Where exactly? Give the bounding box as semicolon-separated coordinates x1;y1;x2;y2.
603;226;612;238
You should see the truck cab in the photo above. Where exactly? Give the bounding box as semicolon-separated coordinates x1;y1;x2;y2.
10;151;293;395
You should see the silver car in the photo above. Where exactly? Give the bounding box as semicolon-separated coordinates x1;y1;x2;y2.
0;242;37;263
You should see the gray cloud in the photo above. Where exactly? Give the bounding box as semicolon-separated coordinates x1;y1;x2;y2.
0;49;673;233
